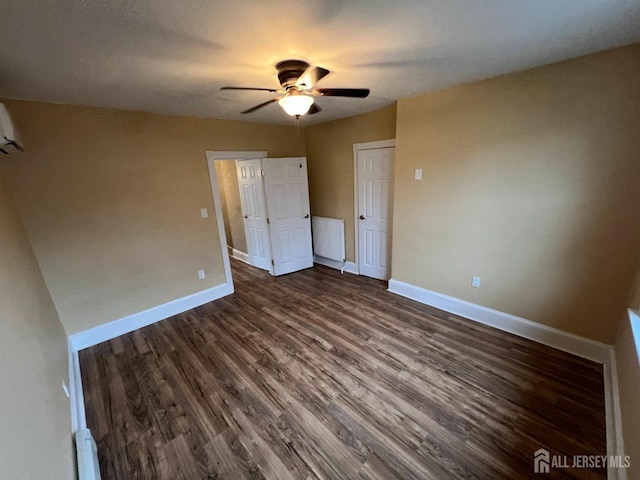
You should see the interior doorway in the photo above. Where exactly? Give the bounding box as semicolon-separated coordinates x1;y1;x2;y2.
214;158;273;272
206;151;267;288
206;151;314;284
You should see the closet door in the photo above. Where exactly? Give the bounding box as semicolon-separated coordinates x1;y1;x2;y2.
357;146;394;280
263;157;313;276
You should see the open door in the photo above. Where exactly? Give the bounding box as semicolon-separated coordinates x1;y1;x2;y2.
263;157;313;276
236;159;273;272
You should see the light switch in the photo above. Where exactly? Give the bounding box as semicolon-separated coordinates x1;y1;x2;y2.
200;208;208;218
414;169;423;180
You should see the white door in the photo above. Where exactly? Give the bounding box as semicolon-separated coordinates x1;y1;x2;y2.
358;147;394;280
236;159;272;272
263;157;314;276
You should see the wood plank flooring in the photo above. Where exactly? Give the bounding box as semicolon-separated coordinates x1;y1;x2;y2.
80;259;607;479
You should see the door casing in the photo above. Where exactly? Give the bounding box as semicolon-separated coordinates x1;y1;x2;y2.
206;151;268;285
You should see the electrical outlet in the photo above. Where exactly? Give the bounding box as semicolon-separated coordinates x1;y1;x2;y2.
198;269;205;280
414;168;423;180
200;208;208;218
62;380;70;398
471;276;481;288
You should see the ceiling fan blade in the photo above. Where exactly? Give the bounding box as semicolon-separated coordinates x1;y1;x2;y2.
315;88;370;98
307;104;322;115
241;98;279;114
296;66;330;89
221;86;279;93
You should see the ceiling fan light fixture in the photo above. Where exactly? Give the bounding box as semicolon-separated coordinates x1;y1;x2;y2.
222;59;368;117
278;94;314;116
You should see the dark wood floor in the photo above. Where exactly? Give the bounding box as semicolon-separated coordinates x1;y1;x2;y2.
80;259;607;480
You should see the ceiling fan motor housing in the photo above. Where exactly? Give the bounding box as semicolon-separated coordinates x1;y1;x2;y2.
221;59;368;115
276;59;309;89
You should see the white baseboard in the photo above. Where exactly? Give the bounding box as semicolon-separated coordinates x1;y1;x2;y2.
314;255;358;275
344;261;358;275
387;278;626;477
68;339;86;433
69;282;233;351
388;278;610;363
604;347;626;480
66;280;234;462
228;246;250;264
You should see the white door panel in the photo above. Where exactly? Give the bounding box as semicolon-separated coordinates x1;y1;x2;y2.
358;147;394;280
236;159;272;272
264;157;313;276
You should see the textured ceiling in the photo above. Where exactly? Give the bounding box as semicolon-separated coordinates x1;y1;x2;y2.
2;1;640;125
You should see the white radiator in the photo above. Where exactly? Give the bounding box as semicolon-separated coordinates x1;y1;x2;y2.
76;428;101;480
312;216;346;272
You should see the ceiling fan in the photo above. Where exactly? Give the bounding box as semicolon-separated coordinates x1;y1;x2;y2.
221;59;370;118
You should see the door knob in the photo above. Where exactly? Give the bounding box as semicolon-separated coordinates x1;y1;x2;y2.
359;215;365;220
243;215;248;219
304;214;309;218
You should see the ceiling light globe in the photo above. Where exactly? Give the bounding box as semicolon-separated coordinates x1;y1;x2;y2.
278;95;314;116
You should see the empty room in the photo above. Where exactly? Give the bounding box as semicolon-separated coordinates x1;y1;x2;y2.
1;2;640;479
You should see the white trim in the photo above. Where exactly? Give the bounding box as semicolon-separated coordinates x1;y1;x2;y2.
352;158;359;275
229;246;250;264
387;278;627;476
69;282;233;351
604;346;626;480
353;139;396;276
69;340;94;478
206;151;268;160
68;339;85;433
72;349;85;431
387;278;610;362
68;341;76;432
343;261;359;275
353;139;396;151
75;427;100;480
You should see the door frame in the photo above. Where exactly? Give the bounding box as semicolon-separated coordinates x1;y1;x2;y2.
206;151;268;286
352;139;395;275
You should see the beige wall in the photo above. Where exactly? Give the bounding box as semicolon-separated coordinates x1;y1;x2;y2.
215;160;247;253
392;44;640;344
305;105;397;262
1;99;304;335
628;264;640;311
0;173;74;479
